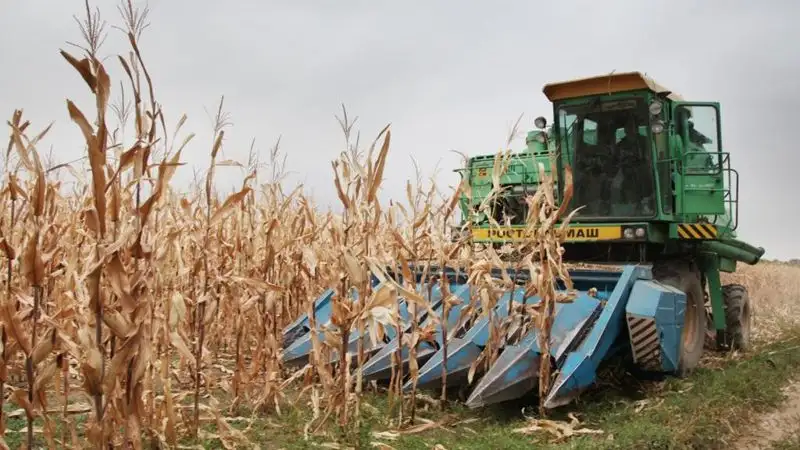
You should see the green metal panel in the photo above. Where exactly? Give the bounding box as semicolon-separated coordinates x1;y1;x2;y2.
458;135;556;205
698;252;726;331
719;256;737;273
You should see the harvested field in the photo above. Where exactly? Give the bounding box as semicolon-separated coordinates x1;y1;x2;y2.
723;262;800;344
1;2;799;450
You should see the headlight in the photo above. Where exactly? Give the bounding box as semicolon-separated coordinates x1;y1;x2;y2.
649;100;663;116
534;116;547;129
650;120;665;134
622;226;647;240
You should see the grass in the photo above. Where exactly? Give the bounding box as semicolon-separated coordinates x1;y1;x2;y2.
557;335;800;450
221;330;800;450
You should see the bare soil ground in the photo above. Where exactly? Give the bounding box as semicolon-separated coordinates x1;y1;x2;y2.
734;378;800;449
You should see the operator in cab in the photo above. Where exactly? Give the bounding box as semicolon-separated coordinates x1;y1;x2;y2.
610;115;651;216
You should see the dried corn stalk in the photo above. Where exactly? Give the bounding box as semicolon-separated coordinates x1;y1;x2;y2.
516;162;579;416
0;1;592;448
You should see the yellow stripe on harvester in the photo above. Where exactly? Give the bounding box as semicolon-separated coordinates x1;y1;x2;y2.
471;225;622;242
677;223;718;239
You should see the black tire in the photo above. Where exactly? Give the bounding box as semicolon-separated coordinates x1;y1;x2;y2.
652;260;706;377
720;284;752;351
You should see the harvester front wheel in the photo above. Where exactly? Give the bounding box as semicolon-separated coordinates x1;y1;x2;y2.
652;261;706;377
720;283;752;351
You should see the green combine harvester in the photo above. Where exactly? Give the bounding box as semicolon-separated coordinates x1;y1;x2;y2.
456;70;764;370
282;72;766;409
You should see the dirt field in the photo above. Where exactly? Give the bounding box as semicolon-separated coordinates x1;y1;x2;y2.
723;262;800;450
734;380;800;449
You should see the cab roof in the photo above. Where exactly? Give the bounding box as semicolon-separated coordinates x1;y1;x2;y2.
542;71;684;102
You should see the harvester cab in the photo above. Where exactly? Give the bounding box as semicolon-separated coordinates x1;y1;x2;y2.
281;72;766;411
457;72;747;256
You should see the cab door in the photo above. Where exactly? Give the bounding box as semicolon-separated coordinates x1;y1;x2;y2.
671;102;726;217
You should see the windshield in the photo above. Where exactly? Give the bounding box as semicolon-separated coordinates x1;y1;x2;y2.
557;97;656;219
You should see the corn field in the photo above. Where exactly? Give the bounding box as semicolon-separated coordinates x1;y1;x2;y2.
0;2;589;448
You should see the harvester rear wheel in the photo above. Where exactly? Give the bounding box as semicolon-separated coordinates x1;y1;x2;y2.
720;283;752;351
652;260;706;377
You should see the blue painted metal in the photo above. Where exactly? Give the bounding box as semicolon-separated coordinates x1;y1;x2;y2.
407;269;620;394
282;276;385;350
543;265;650;408
280;264;691;411
359;283;470;380
465;289;605;408
624;280;687;373
405;288;522;391
281;288;335;349
283;281;409;367
464;328;541;407
326;283;446;367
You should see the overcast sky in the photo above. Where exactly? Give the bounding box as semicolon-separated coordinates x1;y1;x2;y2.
1;0;798;260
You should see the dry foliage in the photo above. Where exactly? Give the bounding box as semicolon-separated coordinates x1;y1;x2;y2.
0;2;795;449
0;2;575;447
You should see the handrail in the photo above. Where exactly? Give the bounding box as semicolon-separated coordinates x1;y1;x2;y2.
679;149;738;231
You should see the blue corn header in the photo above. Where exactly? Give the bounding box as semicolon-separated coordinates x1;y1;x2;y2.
280;264;689;410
